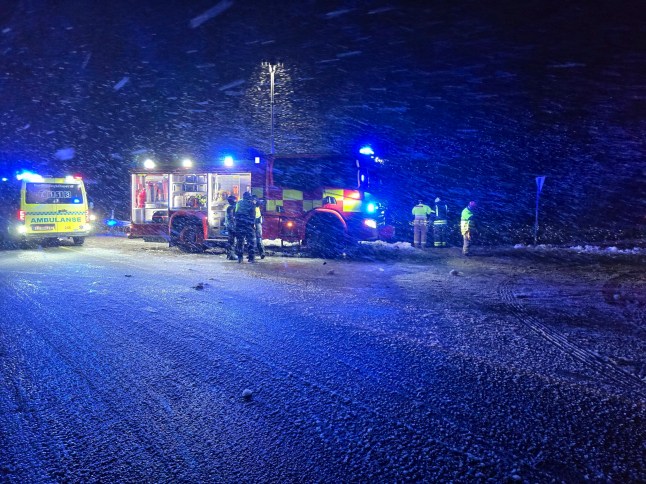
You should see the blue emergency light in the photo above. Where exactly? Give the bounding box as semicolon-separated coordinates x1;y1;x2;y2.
16;170;43;182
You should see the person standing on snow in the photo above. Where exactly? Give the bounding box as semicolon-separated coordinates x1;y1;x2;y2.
411;199;432;248
432;197;449;248
252;195;266;259
234;192;256;263
461;201;477;256
224;195;237;260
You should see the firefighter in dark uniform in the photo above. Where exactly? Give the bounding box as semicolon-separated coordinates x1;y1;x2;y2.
235;192;256;263
432;197;449;247
224;195;237;260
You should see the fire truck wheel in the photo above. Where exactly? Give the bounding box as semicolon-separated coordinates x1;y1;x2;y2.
177;224;205;253
305;215;349;258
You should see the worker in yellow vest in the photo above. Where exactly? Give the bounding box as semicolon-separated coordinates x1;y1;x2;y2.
461;201;477;255
411;199;432;248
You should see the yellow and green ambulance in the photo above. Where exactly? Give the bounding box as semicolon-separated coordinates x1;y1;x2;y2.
0;171;92;247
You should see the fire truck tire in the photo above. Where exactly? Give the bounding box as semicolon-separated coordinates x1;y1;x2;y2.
305;215;349;258
72;237;85;246
176;224;205;253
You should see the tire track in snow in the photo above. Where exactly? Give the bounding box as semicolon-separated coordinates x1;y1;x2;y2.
498;278;646;398
1;277;187;481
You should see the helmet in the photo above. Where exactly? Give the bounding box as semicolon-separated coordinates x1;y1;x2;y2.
242;191;252;200
227;195;237;203
468;201;477;209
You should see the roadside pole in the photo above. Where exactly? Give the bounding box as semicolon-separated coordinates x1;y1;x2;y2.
534;176;546;245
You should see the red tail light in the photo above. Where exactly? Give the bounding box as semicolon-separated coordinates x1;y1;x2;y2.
18;210;25;222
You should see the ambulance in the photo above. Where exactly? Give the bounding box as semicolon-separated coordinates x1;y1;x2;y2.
0;171;93;247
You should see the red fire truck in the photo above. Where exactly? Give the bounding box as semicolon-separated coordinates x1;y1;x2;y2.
128;152;393;255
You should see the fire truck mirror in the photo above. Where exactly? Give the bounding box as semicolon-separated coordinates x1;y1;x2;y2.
323;196;336;205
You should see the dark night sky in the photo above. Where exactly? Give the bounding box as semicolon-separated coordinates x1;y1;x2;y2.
0;0;644;242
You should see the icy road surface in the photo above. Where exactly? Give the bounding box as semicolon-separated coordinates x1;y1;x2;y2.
0;236;644;482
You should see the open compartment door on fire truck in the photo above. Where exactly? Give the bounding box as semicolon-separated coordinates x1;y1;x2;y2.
207;173;251;237
169;174;207;209
132;173;169;224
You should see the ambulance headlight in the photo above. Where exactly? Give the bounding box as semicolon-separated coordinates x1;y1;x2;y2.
17;225;27;234
364;219;377;229
89;214;97;221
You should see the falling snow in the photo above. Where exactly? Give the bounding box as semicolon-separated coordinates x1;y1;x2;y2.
0;0;644;481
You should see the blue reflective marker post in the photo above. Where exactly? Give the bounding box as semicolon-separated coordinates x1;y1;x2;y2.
534;176;546;245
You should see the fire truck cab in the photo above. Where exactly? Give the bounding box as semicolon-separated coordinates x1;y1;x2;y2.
128;153;393;255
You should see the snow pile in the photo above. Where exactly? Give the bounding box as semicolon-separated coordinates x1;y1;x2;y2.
513;243;644;255
263;239;300;248
360;240;417;252
569;245;643;255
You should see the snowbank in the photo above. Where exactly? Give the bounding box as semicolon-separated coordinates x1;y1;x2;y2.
513;243;644;255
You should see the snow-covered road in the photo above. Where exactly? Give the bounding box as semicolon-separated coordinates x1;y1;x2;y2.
0;236;644;482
